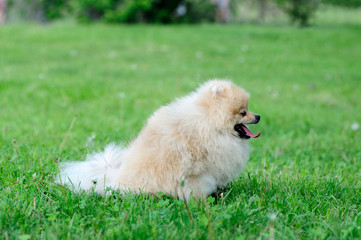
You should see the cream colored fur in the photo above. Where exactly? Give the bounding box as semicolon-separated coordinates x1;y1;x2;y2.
59;79;258;199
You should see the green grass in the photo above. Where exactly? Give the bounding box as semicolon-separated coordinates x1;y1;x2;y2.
0;21;361;239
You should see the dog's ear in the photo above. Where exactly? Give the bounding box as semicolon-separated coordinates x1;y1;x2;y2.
210;85;223;98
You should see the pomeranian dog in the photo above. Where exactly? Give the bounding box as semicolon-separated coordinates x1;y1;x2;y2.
59;80;261;199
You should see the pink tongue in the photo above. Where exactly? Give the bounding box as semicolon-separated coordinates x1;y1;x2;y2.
241;125;261;138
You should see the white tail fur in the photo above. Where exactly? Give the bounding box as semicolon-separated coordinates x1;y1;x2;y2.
58;144;125;194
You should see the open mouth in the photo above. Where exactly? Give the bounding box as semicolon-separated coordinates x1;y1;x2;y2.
234;124;261;139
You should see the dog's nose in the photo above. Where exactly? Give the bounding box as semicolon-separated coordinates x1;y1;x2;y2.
255;115;260;122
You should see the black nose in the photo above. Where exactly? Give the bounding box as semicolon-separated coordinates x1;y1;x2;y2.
255;115;260;122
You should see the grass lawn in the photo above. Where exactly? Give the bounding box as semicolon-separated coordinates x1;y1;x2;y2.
0;21;360;239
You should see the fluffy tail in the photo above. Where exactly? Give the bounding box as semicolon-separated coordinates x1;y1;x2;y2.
58;144;126;194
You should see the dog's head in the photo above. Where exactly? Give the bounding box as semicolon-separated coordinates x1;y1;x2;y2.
198;80;261;139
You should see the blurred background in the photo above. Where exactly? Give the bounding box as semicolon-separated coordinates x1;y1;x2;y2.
0;1;361;239
0;0;360;26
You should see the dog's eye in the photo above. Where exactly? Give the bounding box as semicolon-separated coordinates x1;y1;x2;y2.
240;111;246;117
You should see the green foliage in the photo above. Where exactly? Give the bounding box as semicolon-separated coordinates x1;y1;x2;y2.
70;0;120;22
104;0;155;23
41;0;71;20
276;0;320;26
7;0;70;21
181;0;216;23
0;23;361;239
71;0;216;23
102;0;182;23
322;0;361;8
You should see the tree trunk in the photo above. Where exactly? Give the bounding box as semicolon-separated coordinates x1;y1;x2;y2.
258;0;267;23
0;0;6;24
